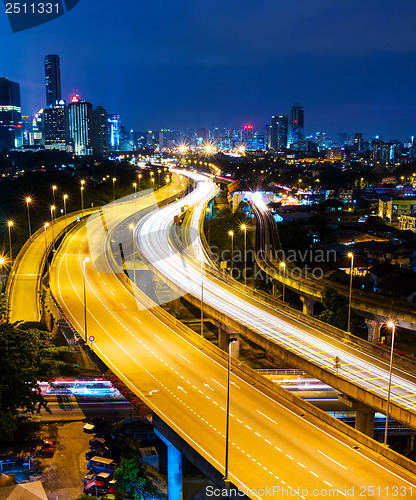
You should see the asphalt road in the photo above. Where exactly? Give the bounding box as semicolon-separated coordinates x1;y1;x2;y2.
50;188;416;499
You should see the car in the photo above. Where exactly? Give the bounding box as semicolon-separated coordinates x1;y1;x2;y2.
40;440;54;456
89;437;106;448
83;471;115;484
83;478;116;496
86;447;112;460
83;416;108;434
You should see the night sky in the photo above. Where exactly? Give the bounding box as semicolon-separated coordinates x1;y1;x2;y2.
1;0;416;139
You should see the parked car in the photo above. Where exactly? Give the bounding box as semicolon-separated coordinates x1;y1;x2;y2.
87;456;117;474
40;440;54;456
84;471;115;484
86;447;112;460
83;477;116;496
89;437;106;448
83;416;108;434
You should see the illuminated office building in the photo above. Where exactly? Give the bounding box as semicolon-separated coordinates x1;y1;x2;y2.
68;95;93;156
287;103;304;150
271;115;288;150
108;114;121;151
45;54;62;107
44;100;67;148
0;77;22;150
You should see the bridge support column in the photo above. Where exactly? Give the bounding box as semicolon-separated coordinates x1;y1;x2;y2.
217;326;240;358
301;296;316;316
365;318;381;343
154;429;183;500
339;394;375;438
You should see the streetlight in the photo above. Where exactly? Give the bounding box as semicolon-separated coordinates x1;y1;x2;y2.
52;185;57;207
82;257;90;343
228;230;234;277
280;262;286;301
347;252;354;333
151;178;155;189
26;197;32;241
50;206;56;250
241;224;247;286
384;321;396;445
44;223;49;272
80;180;85;216
138;173;142;191
63;195;68;234
158;169;161;186
133;182;137;196
112;178;117;201
224;336;238;485
7;221;13;260
197;254;204;337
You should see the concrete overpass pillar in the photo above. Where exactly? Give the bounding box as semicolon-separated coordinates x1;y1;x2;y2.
217;327;240;358
365;318;381;343
301;296;316;316
338;394;375;438
154;429;183;500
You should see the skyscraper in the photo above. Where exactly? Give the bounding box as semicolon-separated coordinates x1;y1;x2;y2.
287;103;304;150
0;77;22;150
270;115;288;150
44;100;67;148
94;106;109;156
108;114;121;151
68;95;93;156
45;55;62;107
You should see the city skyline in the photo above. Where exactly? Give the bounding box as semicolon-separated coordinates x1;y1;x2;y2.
1;0;416;138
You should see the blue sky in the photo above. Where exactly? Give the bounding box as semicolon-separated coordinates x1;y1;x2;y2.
1;0;416;139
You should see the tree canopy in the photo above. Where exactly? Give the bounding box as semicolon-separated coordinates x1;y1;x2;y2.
0;322;68;441
113;456;162;500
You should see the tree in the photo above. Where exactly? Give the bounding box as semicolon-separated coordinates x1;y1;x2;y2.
0;322;68;441
113;456;162;500
316;285;350;331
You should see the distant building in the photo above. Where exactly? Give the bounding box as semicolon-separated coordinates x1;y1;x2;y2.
94;106;108;156
0;77;22;150
326;147;345;161
108;114;121;151
378;196;416;222
44;100;67;149
68;95;93;156
246;133;266;151
287;104;304;150
44;54;62;107
270;115;288;150
372;137;390;164
354;133;363;151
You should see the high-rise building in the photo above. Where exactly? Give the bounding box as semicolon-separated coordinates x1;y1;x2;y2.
68;95;93;156
0;77;22;150
94;106;108;156
287;104;304;150
270;115;288;150
45;55;62;107
354;133;364;151
108;114;121;151
44;100;67;148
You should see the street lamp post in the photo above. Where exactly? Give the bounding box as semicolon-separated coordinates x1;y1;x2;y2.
129;224;136;284
82;257;90;343
384;321;396;445
197;254;204;337
63;195;68;234
280;262;286;301
224;336;238;486
347;252;354;333
44;223;49;272
50;206;56;250
7;221;13;260
26;197;32;241
138;173;142;192
81;180;85;216
228;230;234;277
52;185;57;207
241;224;247;286
133;182;137;196
113;178;117;201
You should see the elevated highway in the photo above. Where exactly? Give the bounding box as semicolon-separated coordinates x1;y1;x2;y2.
249;196;416;334
49;171;416;498
134;170;416;434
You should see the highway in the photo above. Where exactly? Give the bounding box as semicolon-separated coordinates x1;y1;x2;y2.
49;171;416;498
135;170;416;417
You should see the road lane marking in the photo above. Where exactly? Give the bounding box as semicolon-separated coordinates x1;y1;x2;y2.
178;353;191;363
317;450;347;470
256;410;278;426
